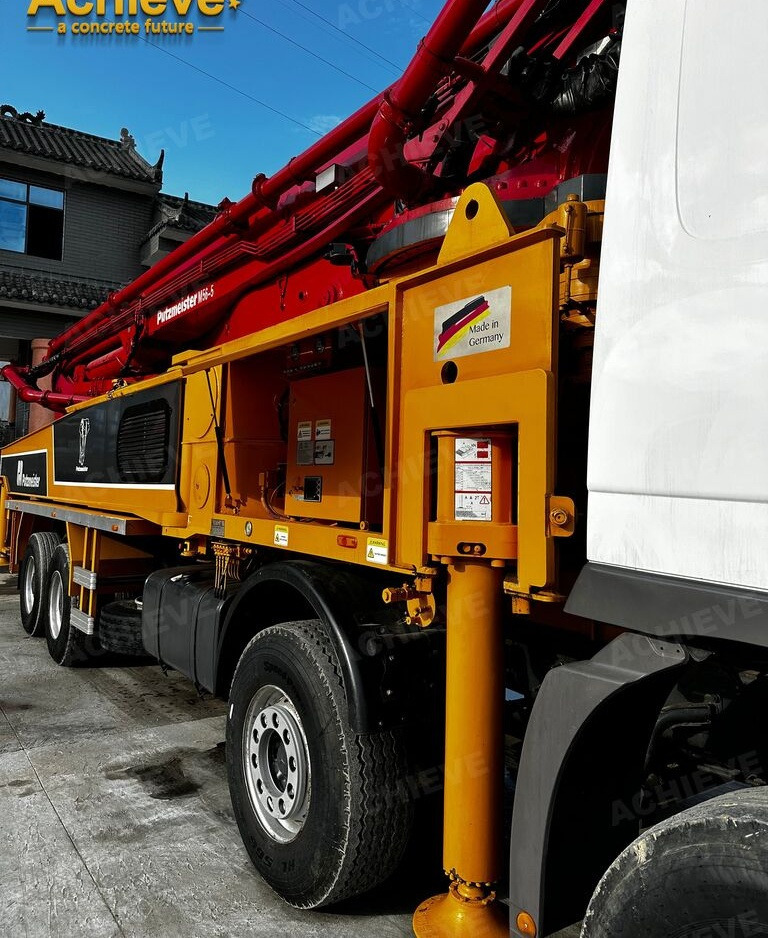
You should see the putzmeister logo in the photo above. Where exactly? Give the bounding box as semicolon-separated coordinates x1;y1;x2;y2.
156;284;215;327
16;461;42;490
77;417;90;472
27;0;241;37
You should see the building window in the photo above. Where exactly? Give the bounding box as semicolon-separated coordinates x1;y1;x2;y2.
0;178;65;260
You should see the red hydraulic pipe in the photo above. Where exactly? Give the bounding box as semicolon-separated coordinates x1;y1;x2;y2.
48;94;385;360
387;0;492;117
47;0;523;371
49;215;237;357
251;94;382;208
552;0;608;60
2;363;87;411
368;0;491;199
465;0;526;52
40;0;538;396
82;187;386;383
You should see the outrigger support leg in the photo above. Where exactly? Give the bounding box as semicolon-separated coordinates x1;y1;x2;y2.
413;560;508;938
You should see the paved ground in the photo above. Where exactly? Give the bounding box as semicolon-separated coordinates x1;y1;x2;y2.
0;591;421;937
0;586;581;937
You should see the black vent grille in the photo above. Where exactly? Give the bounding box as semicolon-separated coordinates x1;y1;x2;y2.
117;399;171;483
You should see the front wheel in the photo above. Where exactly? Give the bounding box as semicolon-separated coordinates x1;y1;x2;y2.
582;788;768;937
226;619;412;909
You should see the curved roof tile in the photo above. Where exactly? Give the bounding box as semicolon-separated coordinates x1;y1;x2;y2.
0;106;162;184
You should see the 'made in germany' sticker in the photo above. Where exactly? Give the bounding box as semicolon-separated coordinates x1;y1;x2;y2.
434;285;511;361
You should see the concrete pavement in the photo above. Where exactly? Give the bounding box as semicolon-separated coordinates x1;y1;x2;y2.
0;592;416;937
0;589;581;938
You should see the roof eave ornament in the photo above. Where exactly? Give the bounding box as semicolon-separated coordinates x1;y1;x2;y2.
0;104;45;125
153;148;165;184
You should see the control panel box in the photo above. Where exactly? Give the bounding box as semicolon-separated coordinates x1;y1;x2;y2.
286;367;382;524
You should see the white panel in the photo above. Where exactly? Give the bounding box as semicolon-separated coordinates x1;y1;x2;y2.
677;4;768;241
589;492;768;591
588;0;768;589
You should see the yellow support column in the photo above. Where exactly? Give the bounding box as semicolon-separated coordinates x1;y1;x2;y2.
413;559;508;938
0;477;8;566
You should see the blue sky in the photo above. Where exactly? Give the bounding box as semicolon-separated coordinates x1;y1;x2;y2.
1;0;444;205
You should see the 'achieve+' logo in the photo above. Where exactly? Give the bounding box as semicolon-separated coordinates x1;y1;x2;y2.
27;0;241;37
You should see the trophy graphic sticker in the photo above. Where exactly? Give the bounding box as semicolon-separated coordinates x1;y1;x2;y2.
77;417;90;472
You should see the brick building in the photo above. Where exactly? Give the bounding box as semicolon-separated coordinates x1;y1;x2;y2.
0;104;216;438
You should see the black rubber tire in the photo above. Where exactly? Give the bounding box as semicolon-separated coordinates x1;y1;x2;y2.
582;787;768;938
98;600;145;655
19;531;61;636
226;619;412;909
45;543;97;667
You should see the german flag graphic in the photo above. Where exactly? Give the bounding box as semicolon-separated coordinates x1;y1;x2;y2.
436;295;490;356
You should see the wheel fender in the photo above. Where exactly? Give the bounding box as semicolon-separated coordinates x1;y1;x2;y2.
508;634;690;936
216;559;442;733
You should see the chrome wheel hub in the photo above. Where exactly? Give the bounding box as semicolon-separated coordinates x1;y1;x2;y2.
22;556;36;615
243;684;311;843
49;570;64;640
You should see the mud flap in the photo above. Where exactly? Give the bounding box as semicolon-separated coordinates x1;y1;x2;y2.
508;633;689;936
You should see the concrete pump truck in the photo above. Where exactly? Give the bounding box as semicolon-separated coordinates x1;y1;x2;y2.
3;0;768;935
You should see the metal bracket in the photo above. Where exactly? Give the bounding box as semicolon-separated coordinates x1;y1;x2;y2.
382;579;436;628
73;566;97;590
546;494;576;537
70;607;95;636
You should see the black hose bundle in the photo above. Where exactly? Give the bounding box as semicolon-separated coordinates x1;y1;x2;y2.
551;34;622;115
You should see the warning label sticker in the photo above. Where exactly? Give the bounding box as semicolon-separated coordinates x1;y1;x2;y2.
366;537;388;565
434;285;511;361
454;437;492;521
455;438;492;462
455;493;492;521
297;421;312;442
315;419;332;441
274;525;289;547
455;463;492;492
296;440;314;466
314;440;335;465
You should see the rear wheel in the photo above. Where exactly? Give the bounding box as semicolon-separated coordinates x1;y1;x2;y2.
45;544;96;667
19;532;60;636
226;619;412;909
582;788;768;938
